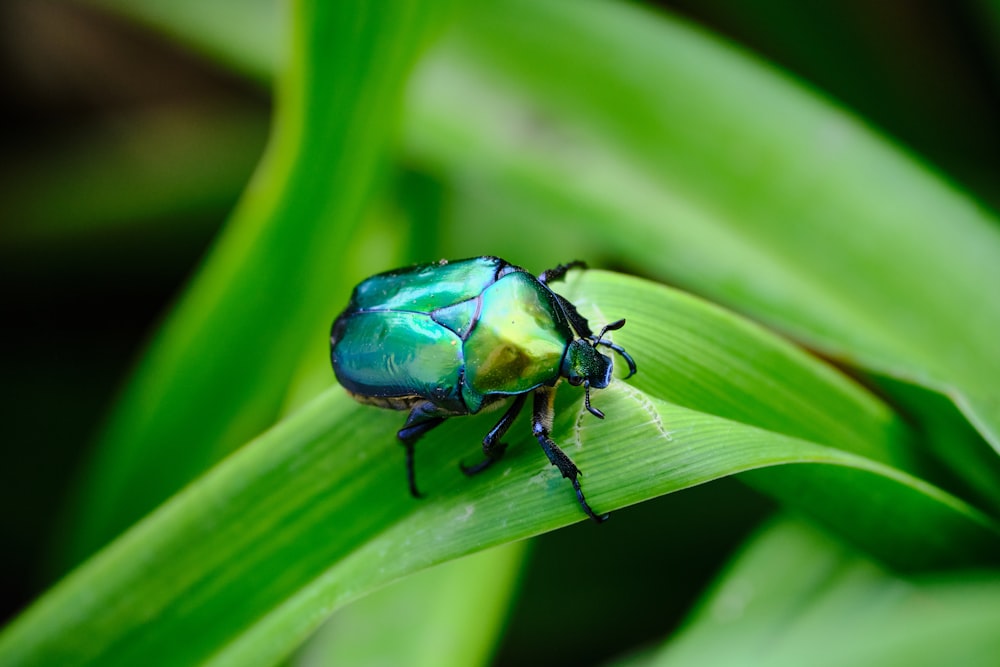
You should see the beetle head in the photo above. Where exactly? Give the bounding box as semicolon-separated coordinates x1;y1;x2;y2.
562;319;632;419
562;340;613;389
562;339;613;419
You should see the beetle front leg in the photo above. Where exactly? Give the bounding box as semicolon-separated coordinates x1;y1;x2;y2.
551;292;595;339
531;387;609;523
461;394;528;476
397;402;449;498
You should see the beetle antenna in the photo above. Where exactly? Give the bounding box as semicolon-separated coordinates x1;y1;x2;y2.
584;382;605;419
592;318;626;348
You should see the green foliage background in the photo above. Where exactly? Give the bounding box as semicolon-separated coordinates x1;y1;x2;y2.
2;1;1000;665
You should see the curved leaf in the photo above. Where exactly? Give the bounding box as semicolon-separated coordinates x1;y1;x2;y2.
402;0;1000;452
642;517;1000;667
293;542;525;667
65;0;452;565
87;0;280;83
83;0;1000;457
3;271;996;666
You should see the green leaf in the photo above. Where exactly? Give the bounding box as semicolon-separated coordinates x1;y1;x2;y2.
293;542;525;667
0;106;266;249
402;0;1000;451
641;517;1000;667
15;2;1000;663
79;0;1000;505
82;0;1000;465
65;0;453;565
86;0;280;84
3;271;997;666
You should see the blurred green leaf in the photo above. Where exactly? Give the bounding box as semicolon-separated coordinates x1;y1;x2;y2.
0;105;266;249
3;271;997;666
81;0;1000;460
293;542;525;667
87;0;280;84
873;377;1000;516
65;0;453;565
402;0;1000;454
659;2;1000;188
639;516;1000;667
14;0;1000;664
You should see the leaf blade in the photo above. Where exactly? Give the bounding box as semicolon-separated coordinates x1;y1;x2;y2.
66;0;453;566
4;271;997;666
646;517;1000;667
403;0;1000;450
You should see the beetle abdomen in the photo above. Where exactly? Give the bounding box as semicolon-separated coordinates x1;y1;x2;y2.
345;391;424;411
330;256;576;416
332;310;466;413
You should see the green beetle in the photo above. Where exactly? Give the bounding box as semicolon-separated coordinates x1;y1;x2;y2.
330;256;636;522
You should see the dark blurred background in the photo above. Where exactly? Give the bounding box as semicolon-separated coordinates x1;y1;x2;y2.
2;0;998;661
0;0;270;618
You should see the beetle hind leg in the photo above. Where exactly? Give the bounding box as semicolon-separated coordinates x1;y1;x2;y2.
397;402;449;498
461;394;528;476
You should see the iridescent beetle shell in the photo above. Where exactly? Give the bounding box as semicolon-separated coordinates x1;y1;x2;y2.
330;256;636;522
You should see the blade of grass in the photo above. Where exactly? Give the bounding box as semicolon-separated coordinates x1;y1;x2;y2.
0;105;267;250
293;542;526;667
82;0;1000;458
86;0;280;84
65;0;454;566
641;517;1000;667
873;377;1000;516
402;0;1000;453
3;271;998;666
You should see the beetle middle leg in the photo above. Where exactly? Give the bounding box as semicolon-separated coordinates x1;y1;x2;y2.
397;401;450;498
531;386;609;523
461;394;528;476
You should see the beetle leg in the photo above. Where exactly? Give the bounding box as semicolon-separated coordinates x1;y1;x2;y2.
540;264;605;341
531;387;609;523
397;402;449;498
538;260;587;285
461;394;528;476
550;291;595;338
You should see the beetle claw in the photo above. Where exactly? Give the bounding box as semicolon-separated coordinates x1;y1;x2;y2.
571;477;608;523
460;457;497;476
